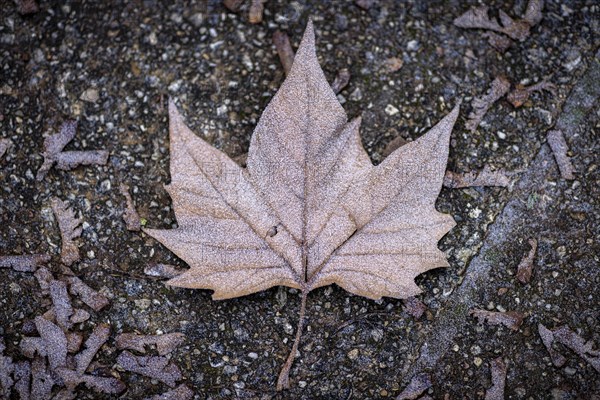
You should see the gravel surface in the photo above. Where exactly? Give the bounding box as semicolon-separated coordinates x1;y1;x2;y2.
0;1;598;399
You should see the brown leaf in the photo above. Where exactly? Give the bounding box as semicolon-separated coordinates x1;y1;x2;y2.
31;356;54;400
36;120;109;181
507;81;556;108
117;351;182;387
145;21;458;389
34;316;68;370
538;323;566;367
248;0;265;24
516;238;537;284
120;183;141;231
547;129;575;180
0;254;50;272
397;373;432;400
51;198;83;266
144;263;185;279
67;276;109;312
444;165;511;188
116;332;185;356
539;324;600;373
403;296;427;319
470;309;525;331
50;280;74;331
465;76;510;133
144;383;194;400
331;68;351;94
485;357;507;400
75;324;111;375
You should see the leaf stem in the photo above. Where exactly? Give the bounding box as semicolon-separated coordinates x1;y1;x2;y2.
276;289;308;390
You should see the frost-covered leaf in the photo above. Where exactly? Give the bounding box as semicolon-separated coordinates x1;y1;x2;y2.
465;76;510;133
0;254;50;272
547;129;575;180
516;238;537;284
67;276;109;312
485;357;507;400
117;351;182;388
120;183;141;231
444;165;511;188
397;373;432;400
116;332;185;356
51;198;83;266
470;309;525;331
144;383;194;400
145;21;458;389
539;324;600;373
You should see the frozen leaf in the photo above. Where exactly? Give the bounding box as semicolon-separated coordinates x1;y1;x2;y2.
538;323;567;367
20;337;46;359
51;198;83;266
70;309;90;324
0;139;11;160
117;351;182;388
273;30;294;76
403;297;427;319
465;76;510;133
0;254;50;272
14;360;30;400
120;183;141;231
34;267;54;295
36;120;109;181
444;165;511;188
144;263;185;279
34;316;67;369
331;68;351;94
0;338;14;398
31;356;54;400
145;21;458;389
58;368;126;394
67;276;109;312
516;238;537;284
507;81;556;108
66;332;83;354
539;324;600;373
116;332;186;356
145;383;194;400
454;0;544;42
75;324;111;374
397;373;432;400
485;357;507;400
50;280;74;331
547;130;575;180
470;309;525;331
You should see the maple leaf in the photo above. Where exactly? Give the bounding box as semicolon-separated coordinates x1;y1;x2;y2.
145;21;459;389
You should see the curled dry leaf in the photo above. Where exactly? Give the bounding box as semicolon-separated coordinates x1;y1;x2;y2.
145;383;194;400
444;165;511;188
516;238;537;284
470;309;525;331
331;68;351;94
0;138;11;160
0;254;50;272
547;129;575;180
538;324;600;373
507;81;556;108
484;357;507;400
396;373;432;400
116;332;186;356
145;21;459;390
120;183;141;231
36;120;109;181
67;276;109;312
273;30;295;76
144;263;185;279
117;351;182;388
465;76;511;133
51;198;83;266
454;0;544;42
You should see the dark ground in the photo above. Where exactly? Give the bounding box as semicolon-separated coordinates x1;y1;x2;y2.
0;0;599;399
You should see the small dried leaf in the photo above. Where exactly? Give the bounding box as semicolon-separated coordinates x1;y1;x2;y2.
465;76;510;132
51;198;83;266
34;316;67;369
397;373;432;400
0;254;50;272
34;267;54;295
403;297;427;319
383;57;404;73
248;0;265;24
485;357;507;400
117;351;182;387
75;324;111;374
67;276;110;312
144;263;185;279
58;368;126;394
482;32;512;52
507;81;556;108
222;0;243;12
470;309;525;331
50;280;74;331
547;129;575;180
144;383;194;400
31;357;54;400
116;332;186;356
549;325;600;372
331;68;351;94
516;238;537;284
444;165;511;188
66;332;83;354
273;30;294;76
120;183;141;231
538;323;566;367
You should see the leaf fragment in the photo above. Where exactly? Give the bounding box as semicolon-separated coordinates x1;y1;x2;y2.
507;81;556;108
144;384;194;400
34;316;67;369
67;276;110;312
331;68;351;94
516;238;537;284
403;297;427;319
116;332;186;356
547;129;575;180
144;263;185;279
120;183;142;231
469;309;525;331
50;280;74;331
538;324;600;373
444;165;511;188
397;373;432;400
51;198;83;266
0;254;50;272
484;357;507;400
117;351;182;387
465;76;510;133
